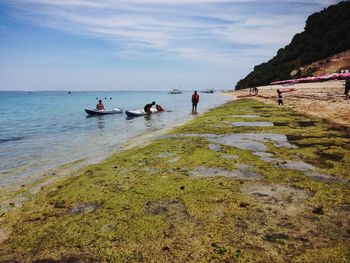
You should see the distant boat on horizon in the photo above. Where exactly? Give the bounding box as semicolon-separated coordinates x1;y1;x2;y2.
169;88;182;94
201;89;214;93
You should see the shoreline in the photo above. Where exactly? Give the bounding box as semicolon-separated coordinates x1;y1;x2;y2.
1;98;349;261
0;102;225;214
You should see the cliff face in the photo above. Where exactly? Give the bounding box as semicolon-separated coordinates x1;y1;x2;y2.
235;1;350;89
291;50;350;78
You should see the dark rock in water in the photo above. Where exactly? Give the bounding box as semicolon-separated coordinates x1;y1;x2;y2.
312;206;324;215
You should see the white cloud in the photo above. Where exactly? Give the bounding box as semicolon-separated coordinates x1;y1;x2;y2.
2;0;341;67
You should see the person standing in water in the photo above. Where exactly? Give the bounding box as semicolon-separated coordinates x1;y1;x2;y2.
96;99;105;110
192;91;199;114
277;89;283;105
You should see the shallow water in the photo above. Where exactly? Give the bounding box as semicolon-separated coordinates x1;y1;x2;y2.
188;167;263;180
208;133;297;152
231;121;274;127
0;91;229;188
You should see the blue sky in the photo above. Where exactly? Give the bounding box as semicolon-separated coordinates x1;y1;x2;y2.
0;0;340;91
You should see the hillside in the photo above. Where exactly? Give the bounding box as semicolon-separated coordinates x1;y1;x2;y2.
236;1;350;89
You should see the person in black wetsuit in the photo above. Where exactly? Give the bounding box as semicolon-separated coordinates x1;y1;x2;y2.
277;89;283;105
344;79;350;100
144;101;156;114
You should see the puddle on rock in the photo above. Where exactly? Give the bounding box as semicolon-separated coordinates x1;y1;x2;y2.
231;115;260;118
188;167;263;180
304;172;347;183
67;202;100;215
235;163;252;171
231;122;274;127
253;152;283;163
177;133;218;138
253;152;273;157
241;184;312;215
209;133;297;152
277;161;315;172
261;157;282;163
208;144;222;152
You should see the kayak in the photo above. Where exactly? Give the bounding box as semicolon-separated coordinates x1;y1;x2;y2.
85;108;122;115
125;108;158;117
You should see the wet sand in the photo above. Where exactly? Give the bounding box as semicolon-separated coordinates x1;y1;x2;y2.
227;80;350;126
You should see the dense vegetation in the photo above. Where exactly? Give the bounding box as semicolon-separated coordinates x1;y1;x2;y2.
236;1;350;89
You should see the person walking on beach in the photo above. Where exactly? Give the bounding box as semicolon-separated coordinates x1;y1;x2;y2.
96;99;105;110
192;91;200;114
144;101;156;114
277;89;283;105
344;78;350;100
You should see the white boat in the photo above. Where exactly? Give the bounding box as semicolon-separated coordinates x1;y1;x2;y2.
169;89;182;94
125;108;158;117
201;89;214;93
85;108;122;115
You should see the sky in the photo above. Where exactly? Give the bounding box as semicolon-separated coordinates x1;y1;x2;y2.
0;0;341;91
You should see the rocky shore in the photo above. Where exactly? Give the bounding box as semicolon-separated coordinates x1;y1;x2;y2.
0;99;349;262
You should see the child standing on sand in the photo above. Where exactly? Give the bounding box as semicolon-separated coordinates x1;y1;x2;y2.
277;89;283;105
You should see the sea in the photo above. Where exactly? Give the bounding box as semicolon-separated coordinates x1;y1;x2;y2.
0;91;229;190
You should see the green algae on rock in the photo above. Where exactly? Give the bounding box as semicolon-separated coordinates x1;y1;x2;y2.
0;99;349;262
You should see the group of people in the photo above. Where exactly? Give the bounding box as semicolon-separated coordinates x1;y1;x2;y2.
96;91;201;114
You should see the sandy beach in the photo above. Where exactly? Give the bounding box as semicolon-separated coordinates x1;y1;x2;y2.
226;80;350;126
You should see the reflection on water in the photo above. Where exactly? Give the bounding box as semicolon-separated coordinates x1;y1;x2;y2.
86;115;106;130
96;116;106;130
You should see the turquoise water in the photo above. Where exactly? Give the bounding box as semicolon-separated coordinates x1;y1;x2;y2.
0;91;229;188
